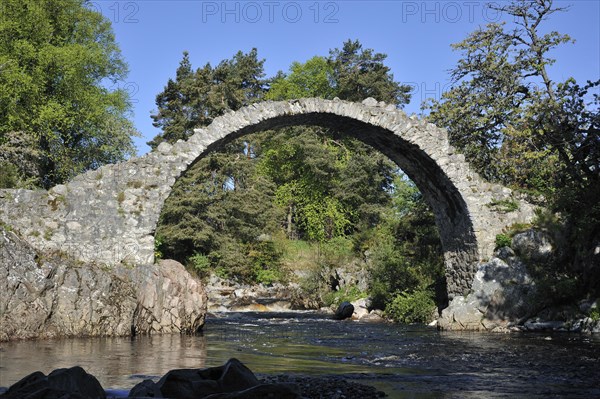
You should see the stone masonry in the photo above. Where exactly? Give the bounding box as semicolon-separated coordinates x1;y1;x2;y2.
0;98;537;297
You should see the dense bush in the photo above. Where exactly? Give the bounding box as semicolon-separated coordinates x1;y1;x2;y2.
322;285;366;307
189;253;211;278
385;289;437;324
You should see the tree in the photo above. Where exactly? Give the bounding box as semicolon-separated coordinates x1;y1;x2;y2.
152;50;274;281
261;46;403;241
266;56;336;100
328;40;412;106
149;49;266;149
148;52;198;148
0;0;137;187
425;0;576;189
156;135;283;281
425;0;600;299
258;127;394;241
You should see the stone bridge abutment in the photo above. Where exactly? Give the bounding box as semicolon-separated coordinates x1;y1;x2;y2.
0;98;536;297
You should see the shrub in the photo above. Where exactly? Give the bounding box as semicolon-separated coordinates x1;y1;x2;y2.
590;307;600;322
249;241;284;285
385;289;436;324
367;237;422;309
322;285;365;307
189;253;211;277
488;198;519;213
254;268;280;285
319;236;354;266
154;234;164;260
495;233;512;249
0;162;19;188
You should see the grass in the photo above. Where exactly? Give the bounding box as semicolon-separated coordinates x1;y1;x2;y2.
279;239;321;272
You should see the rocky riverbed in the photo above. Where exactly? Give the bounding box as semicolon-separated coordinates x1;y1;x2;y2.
205;274;386;322
0;359;386;399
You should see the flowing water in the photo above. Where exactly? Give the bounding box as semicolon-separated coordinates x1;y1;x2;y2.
1;311;599;398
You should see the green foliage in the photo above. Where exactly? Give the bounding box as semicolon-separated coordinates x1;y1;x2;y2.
425;0;600;302
495;234;512;249
505;223;533;236
266;40;411;107
319;236;355;267
328;40;412;106
266;56;336;100
0;162;20;188
322;285;365;307
249;241;284;285
154;234;164;260
488;199;519;213
148;49;266;148
368;175;444;310
590;308;600;322
258;127;394;242
0;0;137;187
425;1;573;190
189;253;211;277
533;277;580;308
385;289;436;324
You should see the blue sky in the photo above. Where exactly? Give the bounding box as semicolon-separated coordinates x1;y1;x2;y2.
97;0;600;155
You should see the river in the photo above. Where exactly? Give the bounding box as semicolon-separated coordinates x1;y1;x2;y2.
1;311;599;398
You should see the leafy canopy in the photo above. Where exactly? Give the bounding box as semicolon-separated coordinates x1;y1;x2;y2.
0;0;137;187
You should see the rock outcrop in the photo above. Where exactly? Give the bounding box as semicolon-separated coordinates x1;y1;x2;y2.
0;228;207;341
438;230;600;333
438;256;537;331
205;275;295;312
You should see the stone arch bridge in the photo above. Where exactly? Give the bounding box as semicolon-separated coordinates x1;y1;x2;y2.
0;98;536;297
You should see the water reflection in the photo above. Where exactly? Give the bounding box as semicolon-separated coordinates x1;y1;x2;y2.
1;333;208;388
1;312;599;398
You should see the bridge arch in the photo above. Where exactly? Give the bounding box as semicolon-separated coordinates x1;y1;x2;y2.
0;98;535;297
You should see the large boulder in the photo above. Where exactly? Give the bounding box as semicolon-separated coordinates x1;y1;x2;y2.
511;229;553;262
156;358;259;399
131;259;208;335
438;256;537;331
0;228;207;341
350;298;370;319
334;301;354;320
